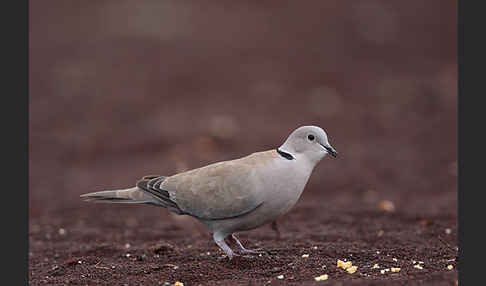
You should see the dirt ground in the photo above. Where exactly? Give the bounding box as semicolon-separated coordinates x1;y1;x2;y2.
29;188;457;285
29;1;457;285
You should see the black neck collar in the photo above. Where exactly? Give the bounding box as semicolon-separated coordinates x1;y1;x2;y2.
277;148;294;160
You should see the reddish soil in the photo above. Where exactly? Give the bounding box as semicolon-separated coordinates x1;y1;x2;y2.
29;1;457;285
29;190;457;285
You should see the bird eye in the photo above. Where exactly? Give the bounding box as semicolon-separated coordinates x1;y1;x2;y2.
307;134;315;141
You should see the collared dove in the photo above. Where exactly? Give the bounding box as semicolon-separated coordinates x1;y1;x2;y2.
80;125;337;259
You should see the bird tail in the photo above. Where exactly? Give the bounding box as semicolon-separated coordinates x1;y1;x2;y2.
80;187;159;205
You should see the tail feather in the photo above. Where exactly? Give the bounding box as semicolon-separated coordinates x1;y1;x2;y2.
80;187;160;205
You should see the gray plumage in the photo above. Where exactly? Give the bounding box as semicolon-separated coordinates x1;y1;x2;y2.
80;125;337;259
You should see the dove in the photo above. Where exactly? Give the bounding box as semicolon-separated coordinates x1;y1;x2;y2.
80;125;337;259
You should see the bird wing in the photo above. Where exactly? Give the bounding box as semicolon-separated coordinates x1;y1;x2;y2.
161;150;278;220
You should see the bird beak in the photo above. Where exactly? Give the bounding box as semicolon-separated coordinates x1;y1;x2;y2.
321;144;338;158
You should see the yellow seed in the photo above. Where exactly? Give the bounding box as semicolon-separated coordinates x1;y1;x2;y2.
337;259;353;269
174;282;184;286
391;267;401;272
302;254;309;258
447;265;454;270
414;265;423;270
314;274;329;281
346;266;358;274
372;264;380;269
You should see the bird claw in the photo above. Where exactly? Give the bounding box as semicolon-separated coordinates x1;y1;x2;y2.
217;252;240;261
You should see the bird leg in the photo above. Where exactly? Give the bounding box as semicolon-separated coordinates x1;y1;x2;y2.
228;234;265;255
213;232;237;260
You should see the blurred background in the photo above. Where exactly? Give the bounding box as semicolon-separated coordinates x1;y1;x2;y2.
29;1;457;220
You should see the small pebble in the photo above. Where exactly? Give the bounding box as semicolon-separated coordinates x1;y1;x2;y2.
378;200;395;212
58;228;66;236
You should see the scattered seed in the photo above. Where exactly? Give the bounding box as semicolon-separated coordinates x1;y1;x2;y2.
392;258;398;262
174;282;184;286
414;265;424;270
58;228;66;236
337;259;353;269
372;264;380;269
346;266;358;274
277;275;284;279
314;274;328;281
302;254;309;258
447;265;454;270
391;267;401;272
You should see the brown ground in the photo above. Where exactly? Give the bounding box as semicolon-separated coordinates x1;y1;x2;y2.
29;190;457;285
29;1;457;285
